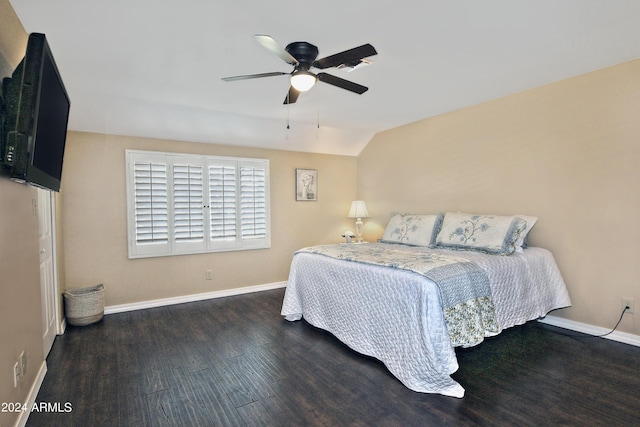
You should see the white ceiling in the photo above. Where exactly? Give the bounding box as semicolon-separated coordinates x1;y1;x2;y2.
9;0;640;156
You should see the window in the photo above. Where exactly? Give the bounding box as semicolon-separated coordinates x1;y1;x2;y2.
126;150;270;258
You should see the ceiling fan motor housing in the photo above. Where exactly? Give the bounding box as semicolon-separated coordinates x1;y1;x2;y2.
285;42;319;70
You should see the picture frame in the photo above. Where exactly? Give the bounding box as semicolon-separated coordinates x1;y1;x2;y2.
296;169;318;201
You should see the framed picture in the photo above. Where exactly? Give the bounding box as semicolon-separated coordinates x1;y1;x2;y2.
296;169;318;201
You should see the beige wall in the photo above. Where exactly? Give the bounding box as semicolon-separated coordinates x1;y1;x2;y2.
0;2;45;426
62;131;357;306
358;59;640;335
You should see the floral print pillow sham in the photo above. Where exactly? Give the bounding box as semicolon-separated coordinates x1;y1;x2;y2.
381;214;443;247
436;212;526;255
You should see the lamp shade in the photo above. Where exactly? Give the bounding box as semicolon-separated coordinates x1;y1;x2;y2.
290;71;317;91
348;200;369;219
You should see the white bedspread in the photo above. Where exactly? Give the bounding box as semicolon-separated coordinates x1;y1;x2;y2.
280;244;571;397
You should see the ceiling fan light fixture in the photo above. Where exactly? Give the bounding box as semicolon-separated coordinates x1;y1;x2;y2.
290;71;317;92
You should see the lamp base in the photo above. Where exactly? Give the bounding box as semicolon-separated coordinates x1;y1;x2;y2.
355;218;364;243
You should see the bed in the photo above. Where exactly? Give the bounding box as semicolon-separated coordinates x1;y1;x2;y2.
280;213;571;397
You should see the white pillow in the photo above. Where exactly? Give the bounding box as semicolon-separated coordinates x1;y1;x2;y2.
381;214;443;247
436;212;526;255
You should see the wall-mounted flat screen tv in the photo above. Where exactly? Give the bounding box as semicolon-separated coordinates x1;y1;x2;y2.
1;33;70;192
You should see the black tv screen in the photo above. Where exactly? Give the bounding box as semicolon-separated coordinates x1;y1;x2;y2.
3;33;70;192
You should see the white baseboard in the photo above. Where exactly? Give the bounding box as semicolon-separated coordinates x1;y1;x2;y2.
104;281;287;315
539;315;640;347
57;317;66;335
16;361;48;427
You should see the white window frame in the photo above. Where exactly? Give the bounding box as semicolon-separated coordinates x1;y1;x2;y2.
126;149;270;259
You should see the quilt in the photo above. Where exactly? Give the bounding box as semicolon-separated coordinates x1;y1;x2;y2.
298;243;499;348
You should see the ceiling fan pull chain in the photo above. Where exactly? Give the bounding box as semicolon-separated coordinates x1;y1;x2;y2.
287;97;290;130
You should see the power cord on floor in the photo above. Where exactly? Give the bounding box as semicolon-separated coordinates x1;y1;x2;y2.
594;306;628;338
553;306;629;339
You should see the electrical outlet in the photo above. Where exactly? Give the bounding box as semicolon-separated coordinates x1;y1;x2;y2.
205;270;213;280
13;362;20;387
623;297;635;314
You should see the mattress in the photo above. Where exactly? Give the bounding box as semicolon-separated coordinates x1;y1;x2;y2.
281;243;571;397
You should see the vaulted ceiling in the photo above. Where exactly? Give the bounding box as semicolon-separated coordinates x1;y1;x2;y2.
9;0;640;155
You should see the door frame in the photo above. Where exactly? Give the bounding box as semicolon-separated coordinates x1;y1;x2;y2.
48;191;63;336
38;189;62;359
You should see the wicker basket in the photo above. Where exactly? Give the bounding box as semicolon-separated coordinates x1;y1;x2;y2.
64;284;105;326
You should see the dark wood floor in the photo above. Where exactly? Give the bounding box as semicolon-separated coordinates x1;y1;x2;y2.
28;288;640;426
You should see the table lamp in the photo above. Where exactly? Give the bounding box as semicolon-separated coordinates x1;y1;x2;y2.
348;200;369;243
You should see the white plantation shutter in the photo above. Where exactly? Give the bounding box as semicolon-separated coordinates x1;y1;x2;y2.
240;165;267;240
133;162;168;244
126;150;269;258
173;161;205;253
127;153;170;257
209;163;237;242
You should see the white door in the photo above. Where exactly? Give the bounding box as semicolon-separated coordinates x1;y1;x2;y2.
38;188;58;358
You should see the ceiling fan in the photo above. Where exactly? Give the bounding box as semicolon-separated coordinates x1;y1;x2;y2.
222;35;377;104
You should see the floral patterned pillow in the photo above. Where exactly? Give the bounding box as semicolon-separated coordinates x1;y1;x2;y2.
435;212;526;255
381;214;443;247
514;215;538;252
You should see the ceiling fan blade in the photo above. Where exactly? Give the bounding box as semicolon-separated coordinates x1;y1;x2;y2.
317;73;368;94
254;35;299;65
283;86;300;104
222;72;287;82
313;44;377;69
